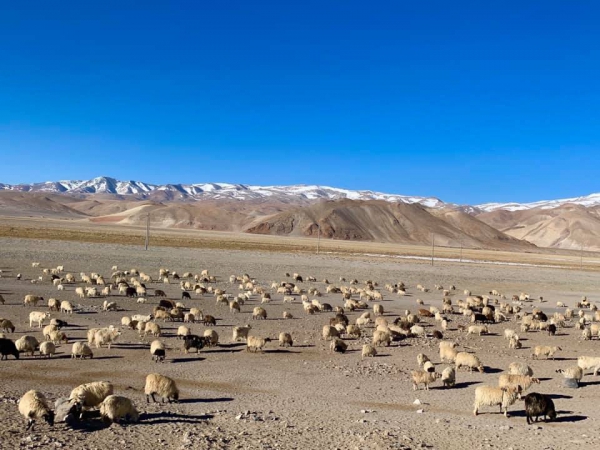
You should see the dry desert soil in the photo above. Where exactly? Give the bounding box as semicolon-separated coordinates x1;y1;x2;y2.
1;233;600;450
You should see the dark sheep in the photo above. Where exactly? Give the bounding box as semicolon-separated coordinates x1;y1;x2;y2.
471;313;494;324
294;275;303;283
202;315;216;326
0;338;20;360
151;348;166;363
159;299;176;309
183;335;208;354
53;319;68;329
547;324;557;336
418;309;434;318
432;330;443;339
524;392;556;424
320;303;333;312
330;314;349;327
181;292;191;300
331;339;347;353
154;290;167;297
534;312;548;322
125;287;136;298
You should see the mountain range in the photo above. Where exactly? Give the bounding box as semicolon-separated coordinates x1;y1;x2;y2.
2;176;600;251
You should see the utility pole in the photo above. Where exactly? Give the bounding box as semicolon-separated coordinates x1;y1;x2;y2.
460;239;463;263
580;245;583;270
317;224;321;255
145;213;150;251
431;234;435;266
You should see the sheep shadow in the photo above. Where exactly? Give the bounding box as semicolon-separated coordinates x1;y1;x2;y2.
551;357;577;361
76;311;98;315
179;397;234;404
138;412;213;425
92;356;124;360
170;357;206;363
554;412;587;423
219;343;246;349
483;367;503;374
117;343;148;350
264;349;298;354
537;377;553;382
579;380;600;387
204;348;245;354
548;394;572;399
452;381;481;389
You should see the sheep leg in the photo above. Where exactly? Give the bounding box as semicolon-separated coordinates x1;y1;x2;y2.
26;419;35;431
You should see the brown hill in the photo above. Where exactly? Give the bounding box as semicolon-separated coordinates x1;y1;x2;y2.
477;204;600;251
245;200;533;250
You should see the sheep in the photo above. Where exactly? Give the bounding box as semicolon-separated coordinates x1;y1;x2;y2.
498;374;540;392
0;338;20;359
16;335;39;356
75;287;85;299
60;301;74;314
232;325;252;342
283;311;293;319
69;381;113;411
523;392;557;424
410;325;426;337
150;340;166;362
253;307;267;320
508;336;522;349
556;366;584;386
144;322;162;338
24;295;44;307
373;304;384;316
93;327;122;349
247;336;271;353
362;344;377;358
411;370;441;390
229;300;241;313
132;314;153;323
182;335;208;354
577;356;600;375
330;338;347;353
99;395;139;424
48;298;60;311
440;346;458;363
203;329;219;346
176;325;191;340
18;390;55;431
48;330;68;345
441;367;456;388
39;341;56;358
455;352;484;373
279;332;293;347
71;342;94;359
29;311;50;328
467;325;488;336
102;301;118;312
322;325;340;341
0;319;15;333
532;345;561;360
145;373;179;403
504;329;518;340
439;341;457;349
345;324;361;338
473;385;522;417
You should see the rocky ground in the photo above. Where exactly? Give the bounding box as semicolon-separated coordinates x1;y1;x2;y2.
0;237;599;450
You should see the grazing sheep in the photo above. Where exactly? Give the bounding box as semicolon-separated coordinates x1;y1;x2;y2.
23;295;44;307
150;340;166;362
145;373;179;403
144;322;162;338
99;395;139;424
504;329;518;340
71;342;94;359
182;335;208;354
508;336;522;349
253;307;267;320
102;301;118;312
473;385;522;417
0;338;20;359
93;327;122;349
16;335;39;356
0;319;15;333
411;370;441;390
455;352;484;373
70;381;113;409
373;329;392;347
177;325;191;339
60;301;74;314
322;325;340;341
203;329;219;346
362;344;377;358
556;366;584;386
410;325;426;337
524;392;557;424
283;311;293;319
278;332;293;347
498;374;540;392
467;325;488;336
441;367;456;388
423;361;435;373
330;338;347;353
132;314;153;323
18;390;54;431
507;362;533;377
48;298;60;311
247;336;271;353
532;345;561;360
48;330;68;345
373;304;384;316
39;341;56;358
345;324;361;339
29;311;50;328
577;356;600;375
440;345;458;363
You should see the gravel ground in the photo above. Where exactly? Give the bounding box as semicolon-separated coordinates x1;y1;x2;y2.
0;237;599;450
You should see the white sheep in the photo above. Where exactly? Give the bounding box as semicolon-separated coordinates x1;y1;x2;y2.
102;301;118;311
69;381;113;409
322;325;340;341
373;329;391;347
39;341;56;358
93;327;122;349
16;335;39;356
132;314;153;323
508;362;533;376
532;345;561;360
498;374;540;392
411;370;441;390
203;329;219;346
362;344;377;358
253;307;267;320
440;346;458;363
18;390;54;430
23;295;44;307
145;373;179;403
417;353;430;367
247;336;271;353
473;385;522;417
71;342;94;359
99;395;139;424
467;325;488;336
556;366;584;386
29;311;50;328
177;325;191;339
150;340;166;362
441;367;455;388
144;322;162;338
278;332;293;347
455;352;484;373
232;325;252;342
60;301;73;314
577;356;600;375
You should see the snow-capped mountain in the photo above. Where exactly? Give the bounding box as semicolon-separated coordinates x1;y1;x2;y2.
0;176;445;207
476;193;600;212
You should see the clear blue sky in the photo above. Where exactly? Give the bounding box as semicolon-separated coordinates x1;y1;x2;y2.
1;1;599;204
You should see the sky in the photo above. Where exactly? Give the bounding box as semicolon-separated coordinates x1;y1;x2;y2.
0;1;599;204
